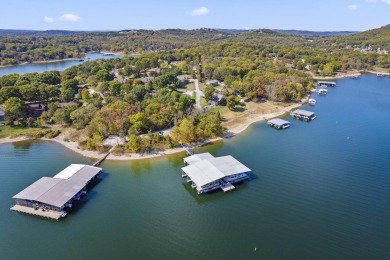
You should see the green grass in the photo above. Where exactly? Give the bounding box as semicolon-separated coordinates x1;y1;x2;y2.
200;96;208;106
213;106;225;113
0;126;43;138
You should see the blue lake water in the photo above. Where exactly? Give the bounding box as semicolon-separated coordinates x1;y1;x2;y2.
0;53;123;77
0;74;390;259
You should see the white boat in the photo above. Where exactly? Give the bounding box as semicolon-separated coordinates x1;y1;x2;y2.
308;98;316;105
318;89;328;95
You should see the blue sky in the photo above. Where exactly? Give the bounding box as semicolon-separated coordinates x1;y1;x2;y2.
0;0;390;31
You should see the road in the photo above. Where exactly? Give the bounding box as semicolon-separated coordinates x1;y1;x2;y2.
194;79;202;109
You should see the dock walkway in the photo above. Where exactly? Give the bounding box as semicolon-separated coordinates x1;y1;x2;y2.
11;205;65;220
93;145;117;166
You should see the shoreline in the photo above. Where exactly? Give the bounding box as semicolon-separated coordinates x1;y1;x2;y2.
0;58;82;68
0;100;305;161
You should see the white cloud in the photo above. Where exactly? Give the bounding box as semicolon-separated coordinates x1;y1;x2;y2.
365;0;377;2
43;16;54;24
347;4;358;10
60;14;80;22
189;7;210;16
382;0;390;3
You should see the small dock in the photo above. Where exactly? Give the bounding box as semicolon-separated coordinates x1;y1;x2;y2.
180;144;193;156
291;109;317;121
267;118;291;129
11;205;65;220
318;81;336;87
377;73;390;77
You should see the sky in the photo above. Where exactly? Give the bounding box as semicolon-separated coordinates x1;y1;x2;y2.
0;0;390;31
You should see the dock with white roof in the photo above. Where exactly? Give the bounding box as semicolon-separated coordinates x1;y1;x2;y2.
181;153;251;194
10;164;102;220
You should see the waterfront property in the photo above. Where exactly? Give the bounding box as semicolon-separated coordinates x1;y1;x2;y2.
181;153;251;194
267;118;291;129
11;164;102;220
318;81;336;87
290;109;317;121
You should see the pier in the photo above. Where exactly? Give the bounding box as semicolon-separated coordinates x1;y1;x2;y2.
93;145;116;166
11;164;102;220
377;73;390;77
318;81;336;87
267;118;291;129
291;109;317;121
181;153;251;194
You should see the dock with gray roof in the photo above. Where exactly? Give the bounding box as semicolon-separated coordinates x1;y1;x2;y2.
290;109;317;121
267;118;291;129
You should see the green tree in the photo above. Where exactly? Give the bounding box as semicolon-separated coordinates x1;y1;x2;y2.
226;95;237;110
127;134;142;152
204;85;215;101
4;97;26;125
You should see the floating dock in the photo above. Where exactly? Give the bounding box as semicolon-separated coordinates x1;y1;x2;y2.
290;109;317;121
377;73;390;77
267;118;291;129
181;153;251;194
318;81;336;87
11;164;102;220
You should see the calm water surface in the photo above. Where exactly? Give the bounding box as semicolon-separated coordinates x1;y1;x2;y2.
0;53;123;76
1;75;390;259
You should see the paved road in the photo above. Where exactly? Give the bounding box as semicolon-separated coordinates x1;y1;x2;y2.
194;79;202;109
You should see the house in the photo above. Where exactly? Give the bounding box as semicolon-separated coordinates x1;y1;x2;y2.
27;104;47;117
211;93;226;106
147;68;161;76
206;80;220;86
76;85;88;90
0;106;4;121
140;77;154;84
177;75;190;84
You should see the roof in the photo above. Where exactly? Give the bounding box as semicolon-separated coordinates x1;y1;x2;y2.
182;155;251;187
53;164;101;185
207;80;219;85
13;177;84;208
184;152;215;165
268;118;290;126
318;81;336;85
291;109;315;117
140;77;154;83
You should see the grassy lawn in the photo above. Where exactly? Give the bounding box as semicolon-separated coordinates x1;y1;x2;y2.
177;83;195;91
0;126;43;138
200;96;208;107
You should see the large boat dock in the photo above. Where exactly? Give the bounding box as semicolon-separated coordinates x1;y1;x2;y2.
181;153;251;194
290;109;317;121
11;164;102;220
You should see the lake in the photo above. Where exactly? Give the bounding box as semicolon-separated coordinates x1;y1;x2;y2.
1;74;390;259
0;53;123;77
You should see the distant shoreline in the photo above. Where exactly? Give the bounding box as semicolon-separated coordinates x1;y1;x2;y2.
0;100;306;161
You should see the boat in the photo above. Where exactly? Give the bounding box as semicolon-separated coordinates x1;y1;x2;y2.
308;98;316;105
318;89;328;95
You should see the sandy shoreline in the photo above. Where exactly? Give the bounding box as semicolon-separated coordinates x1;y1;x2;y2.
0;100;305;161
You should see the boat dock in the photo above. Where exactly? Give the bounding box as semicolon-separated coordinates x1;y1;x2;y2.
267;118;291;129
291;109;317;121
11;164;102;220
377;73;390;77
318;81;336;87
181;153;251;195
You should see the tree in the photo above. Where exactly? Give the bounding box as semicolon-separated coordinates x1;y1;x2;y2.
204;85;215;101
171;118;196;144
0;86;21;103
226;95;237;110
96;69;114;82
129;112;149;134
4;97;26;125
127;134;142;152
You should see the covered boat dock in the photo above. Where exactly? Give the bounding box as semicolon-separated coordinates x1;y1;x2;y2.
11;164;102;220
181;153;251;194
267;118;291;129
290;109;317;121
318;81;336;87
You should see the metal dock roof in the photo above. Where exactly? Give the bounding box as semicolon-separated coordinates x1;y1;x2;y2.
291;109;315;117
182;155;251;187
13;177;85;208
54;164;102;185
267;118;291;126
